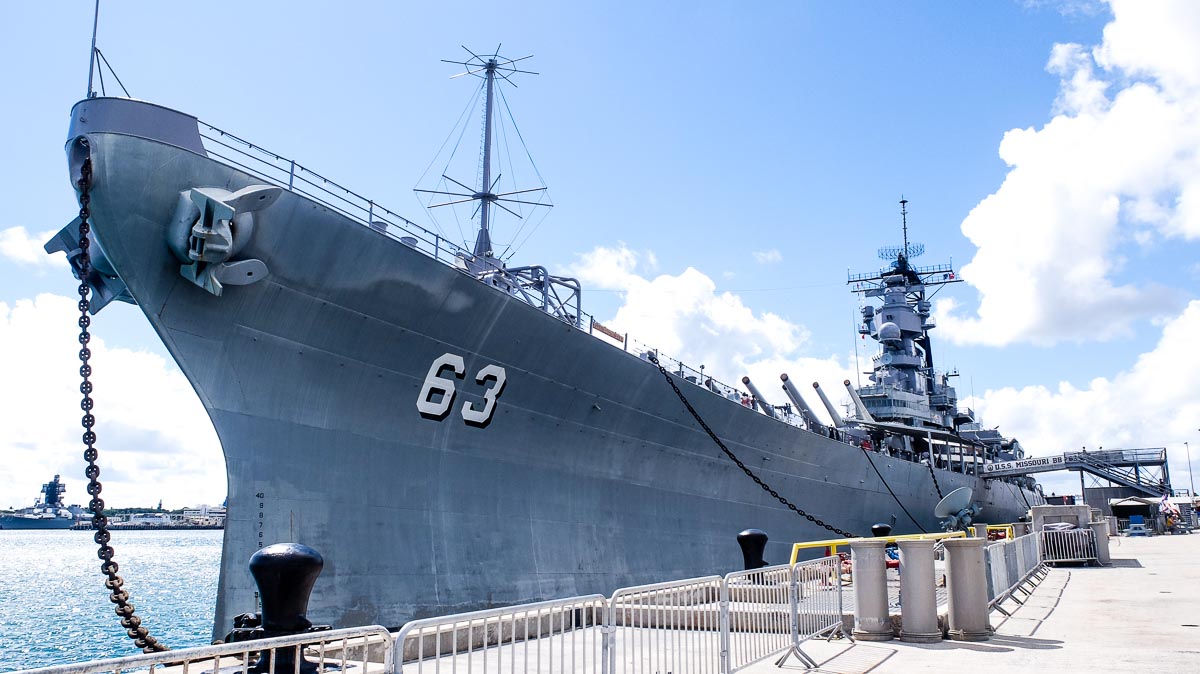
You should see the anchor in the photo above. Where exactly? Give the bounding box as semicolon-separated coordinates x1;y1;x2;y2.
167;184;281;296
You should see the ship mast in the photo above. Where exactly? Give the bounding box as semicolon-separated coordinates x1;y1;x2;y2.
416;46;550;268
477;55;497;257
414;47;582;328
87;0;100;98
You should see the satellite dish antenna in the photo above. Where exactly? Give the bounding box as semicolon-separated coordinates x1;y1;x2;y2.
934;487;972;518
934;487;981;531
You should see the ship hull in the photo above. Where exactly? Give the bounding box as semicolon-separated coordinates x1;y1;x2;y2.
0;516;75;530
71;111;1038;636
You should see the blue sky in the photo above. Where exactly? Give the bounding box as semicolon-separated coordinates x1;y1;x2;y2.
2;0;1198;508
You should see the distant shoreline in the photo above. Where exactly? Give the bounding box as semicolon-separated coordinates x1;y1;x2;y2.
1;525;225;530
0;523;224;531
71;523;224;531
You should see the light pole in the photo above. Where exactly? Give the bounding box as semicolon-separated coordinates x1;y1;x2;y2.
1188;439;1195;497
1079;446;1087;504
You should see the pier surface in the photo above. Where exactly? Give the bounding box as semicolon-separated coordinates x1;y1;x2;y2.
758;533;1199;673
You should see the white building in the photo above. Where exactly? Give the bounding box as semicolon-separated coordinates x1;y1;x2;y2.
183;504;227;525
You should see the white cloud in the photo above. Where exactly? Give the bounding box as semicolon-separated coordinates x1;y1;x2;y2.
1096;0;1200;96
0;294;224;510
570;244;855;425
975;299;1200;494
940;0;1200;346
1022;1;1108;19
0;226;65;269
752;249;782;265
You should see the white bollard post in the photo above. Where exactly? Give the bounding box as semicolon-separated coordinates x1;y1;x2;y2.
897;539;941;643
850;539;893;641
973;523;989;540
943;538;991;641
1089;521;1111;565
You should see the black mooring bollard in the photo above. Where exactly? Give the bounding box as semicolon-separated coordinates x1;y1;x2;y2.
871;522;893;537
251;543;323;633
242;543;329;674
737;529;769;570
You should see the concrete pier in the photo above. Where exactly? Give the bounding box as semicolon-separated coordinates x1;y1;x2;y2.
743;534;1200;673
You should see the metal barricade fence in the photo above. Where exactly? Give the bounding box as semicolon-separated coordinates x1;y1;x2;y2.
24;560;847;674
984;533;1046;611
791;556;844;644
14;626;393;674
1003;539;1020;592
984;539;1009;603
1021;533;1039;572
1038;528;1098;564
607;575;725;674
394;595;607;673
724;564;793;672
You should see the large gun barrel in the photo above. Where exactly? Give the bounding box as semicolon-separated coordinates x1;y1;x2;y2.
811;382;845;429
844;379;876;422
780;373;823;431
741;376;777;419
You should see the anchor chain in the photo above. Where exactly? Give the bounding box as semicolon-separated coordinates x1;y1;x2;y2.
75;154;168;653
648;355;857;538
926;452;944;500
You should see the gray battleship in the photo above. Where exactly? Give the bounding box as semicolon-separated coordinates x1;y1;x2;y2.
48;49;1041;636
1;475;75;530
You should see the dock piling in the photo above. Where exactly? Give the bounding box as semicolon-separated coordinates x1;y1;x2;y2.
850;539;893;641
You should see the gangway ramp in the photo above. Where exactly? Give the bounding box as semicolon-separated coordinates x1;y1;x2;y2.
983;448;1169;497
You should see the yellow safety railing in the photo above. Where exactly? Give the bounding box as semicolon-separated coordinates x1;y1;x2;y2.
788;530;967;565
986;524;1016;540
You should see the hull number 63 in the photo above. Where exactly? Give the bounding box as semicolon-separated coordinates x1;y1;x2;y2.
416;353;507;425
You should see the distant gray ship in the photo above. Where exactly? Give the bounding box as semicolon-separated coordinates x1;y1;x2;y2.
1;475;75;530
49;50;1042;637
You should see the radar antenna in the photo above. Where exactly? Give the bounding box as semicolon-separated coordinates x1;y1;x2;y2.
414;46;552;265
876;198;925;266
847;197;959;293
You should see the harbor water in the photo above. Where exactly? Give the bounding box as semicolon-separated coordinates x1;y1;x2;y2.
0;529;221;672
